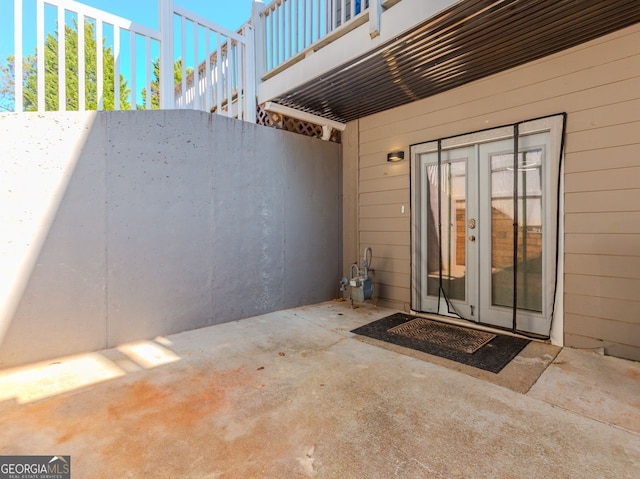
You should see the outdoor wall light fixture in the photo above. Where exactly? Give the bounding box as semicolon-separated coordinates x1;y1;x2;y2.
387;150;405;162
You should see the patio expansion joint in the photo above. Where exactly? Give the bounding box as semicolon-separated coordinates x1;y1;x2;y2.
289;308;376;353
309;336;350;354
294;311;367;340
519;347;562;395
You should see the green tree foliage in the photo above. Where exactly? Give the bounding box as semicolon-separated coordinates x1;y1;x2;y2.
0;54;28;112
0;20;130;111
139;58;191;110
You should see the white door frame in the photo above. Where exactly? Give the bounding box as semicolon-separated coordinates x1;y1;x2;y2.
413;144;478;319
410;115;565;338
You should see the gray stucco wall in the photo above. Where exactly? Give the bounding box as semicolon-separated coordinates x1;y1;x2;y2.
0;111;342;367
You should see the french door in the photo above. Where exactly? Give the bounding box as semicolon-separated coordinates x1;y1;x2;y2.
410;116;564;336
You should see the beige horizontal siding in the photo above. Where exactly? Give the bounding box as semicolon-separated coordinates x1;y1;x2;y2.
565;212;640;234
565;190;640;213
564;144;640;173
360;231;409;246
566;166;640;193
372;270;410;289
359;217;410;233
360;204;409;219
567;121;640;153
565;294;640;324
373;283;410;304
564;233;640;256
565;314;640;349
359;244;410;261
359;162;409;181
359;189;409;206
360;152;394;169
372;257;411;275
565;274;640;302
351;23;640;359
565;254;640;280
565;98;640;133
359;175;409;193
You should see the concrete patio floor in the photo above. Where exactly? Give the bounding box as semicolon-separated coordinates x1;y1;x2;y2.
1;301;639;478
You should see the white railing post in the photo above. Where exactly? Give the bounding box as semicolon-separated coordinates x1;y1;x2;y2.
251;1;265;83
128;29;134;110
244;24;257;123
97;20;103;109
78;13;86;111
14;0;23;112
58;5;66;111
369;0;381;38
192;23;199;111
112;23;118;110
36;0;45;111
159;0;175;109
145;37;152;110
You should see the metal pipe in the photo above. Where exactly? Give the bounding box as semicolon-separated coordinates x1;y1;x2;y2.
350;263;360;280
363;246;372;277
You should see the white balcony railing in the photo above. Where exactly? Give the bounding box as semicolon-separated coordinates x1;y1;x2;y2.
9;0;256;122
170;6;255;121
7;0;394;121
12;0;162;113
257;0;370;75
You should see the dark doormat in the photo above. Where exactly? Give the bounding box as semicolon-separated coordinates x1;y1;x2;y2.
351;313;530;373
388;318;496;354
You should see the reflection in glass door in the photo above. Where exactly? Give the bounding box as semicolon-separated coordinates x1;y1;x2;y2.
478;130;558;336
489;148;543;312
426;160;467;302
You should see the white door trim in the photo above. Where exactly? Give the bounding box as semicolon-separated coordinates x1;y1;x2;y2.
410;114;565;339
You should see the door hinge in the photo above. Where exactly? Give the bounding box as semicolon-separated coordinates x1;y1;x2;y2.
470;305;475;316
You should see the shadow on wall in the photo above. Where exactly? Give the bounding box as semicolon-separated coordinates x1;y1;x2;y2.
0;113;101;368
0;110;342;368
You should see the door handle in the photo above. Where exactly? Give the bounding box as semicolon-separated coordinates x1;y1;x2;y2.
468;235;476;242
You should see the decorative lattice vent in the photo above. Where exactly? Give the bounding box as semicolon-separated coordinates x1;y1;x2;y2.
256;104;341;143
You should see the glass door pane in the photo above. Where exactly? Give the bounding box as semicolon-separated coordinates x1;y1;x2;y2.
426;160;467;301
414;144;476;319
489;149;543;312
